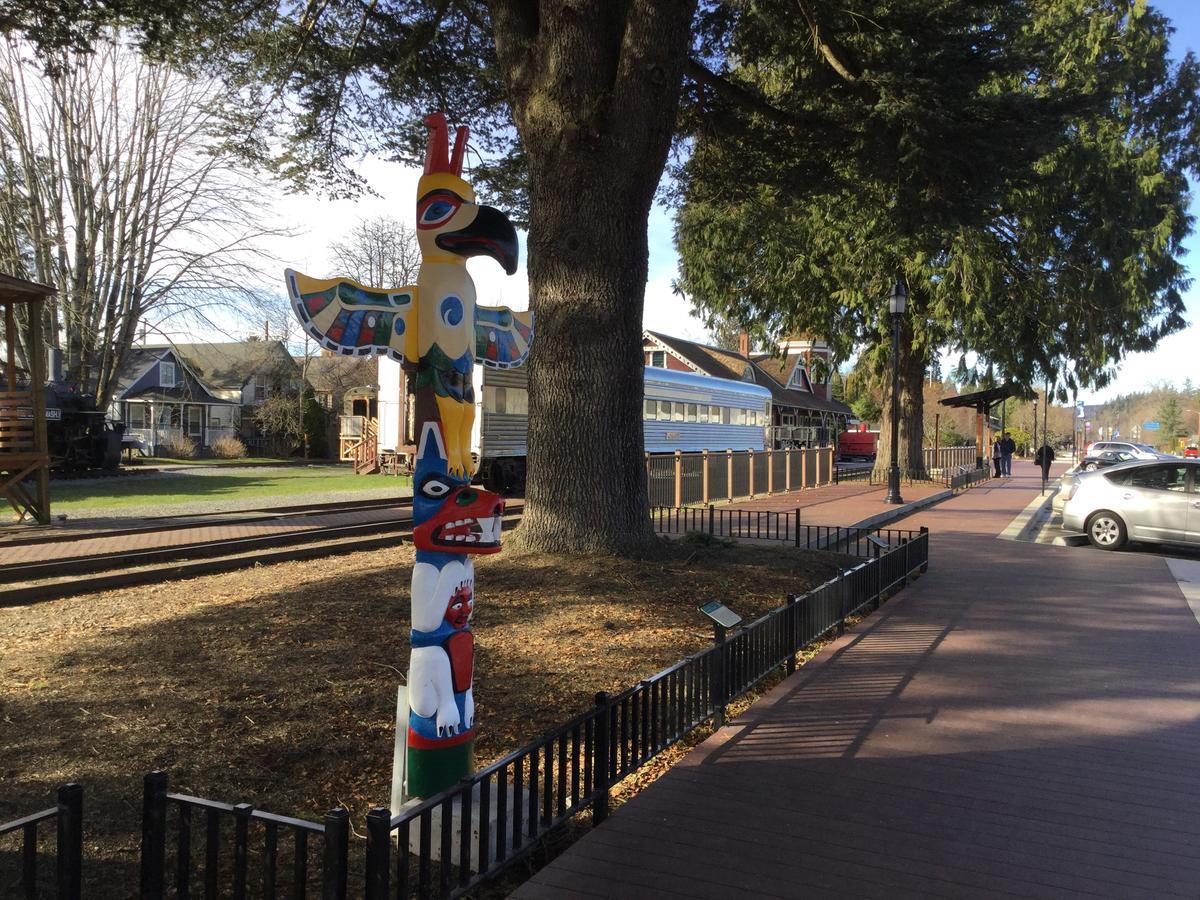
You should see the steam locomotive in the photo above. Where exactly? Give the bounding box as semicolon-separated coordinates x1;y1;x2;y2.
1;367;124;472
44;380;124;471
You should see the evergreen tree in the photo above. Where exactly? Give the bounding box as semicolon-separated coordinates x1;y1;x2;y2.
675;1;1199;478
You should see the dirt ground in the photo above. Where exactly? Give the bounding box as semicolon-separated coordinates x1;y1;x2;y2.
0;535;848;896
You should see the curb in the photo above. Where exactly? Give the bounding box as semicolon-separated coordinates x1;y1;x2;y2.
849;488;955;530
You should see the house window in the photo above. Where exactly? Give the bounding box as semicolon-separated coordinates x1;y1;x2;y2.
160;362;176;387
741;365;755;383
254;374;268;401
649;350;666;368
789;366;807;389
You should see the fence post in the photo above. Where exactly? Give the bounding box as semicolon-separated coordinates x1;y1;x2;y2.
837;572;848;636
903;537;911;583
365;807;392;900
140;771;167;900
702;449;709;505
711;624;728;728
593;692;611;826
793;508;802;548
726;449;734;501
233;803;254;900
785;595;798;674
785;448;792;491
767;448;774;494
707;503;714;536
800;449;808;489
673;450;682;508
57;782;83;900
748;449;755;497
920;526;929;573
322;808;349;900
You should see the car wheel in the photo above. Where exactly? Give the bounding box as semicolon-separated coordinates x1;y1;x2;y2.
1084;462;1098;471
1085;511;1126;551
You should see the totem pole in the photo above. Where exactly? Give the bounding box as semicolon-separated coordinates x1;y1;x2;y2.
284;113;532;798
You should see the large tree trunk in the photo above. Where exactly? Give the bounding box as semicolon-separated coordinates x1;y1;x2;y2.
492;1;696;554
874;321;928;482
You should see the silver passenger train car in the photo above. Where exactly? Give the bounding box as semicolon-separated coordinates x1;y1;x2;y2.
471;365;772;492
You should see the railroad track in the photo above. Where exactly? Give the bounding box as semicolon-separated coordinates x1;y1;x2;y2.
0;498;523;606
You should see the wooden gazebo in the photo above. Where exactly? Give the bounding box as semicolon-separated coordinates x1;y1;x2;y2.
1;273;54;524
939;384;1021;470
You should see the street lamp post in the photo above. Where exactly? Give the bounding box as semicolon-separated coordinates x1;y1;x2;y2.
885;281;907;505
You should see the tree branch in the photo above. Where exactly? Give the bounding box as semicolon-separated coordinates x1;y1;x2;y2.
684;57;818;130
794;0;862;83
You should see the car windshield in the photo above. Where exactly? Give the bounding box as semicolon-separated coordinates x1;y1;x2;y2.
1135;444;1158;452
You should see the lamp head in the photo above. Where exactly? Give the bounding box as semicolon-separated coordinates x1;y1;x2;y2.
889;281;907;316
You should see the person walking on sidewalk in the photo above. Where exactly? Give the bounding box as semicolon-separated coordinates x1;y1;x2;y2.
1034;442;1056;492
1000;432;1016;476
992;435;1003;478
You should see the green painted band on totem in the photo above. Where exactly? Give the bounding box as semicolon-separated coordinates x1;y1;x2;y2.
406;740;475;797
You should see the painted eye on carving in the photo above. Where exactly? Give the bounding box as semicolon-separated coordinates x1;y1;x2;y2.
419;475;454;499
418;192;460;228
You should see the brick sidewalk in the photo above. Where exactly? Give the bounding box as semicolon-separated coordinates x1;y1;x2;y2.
726;480;950;526
516;463;1200;898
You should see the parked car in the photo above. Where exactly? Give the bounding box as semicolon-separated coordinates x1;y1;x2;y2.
1185;445;1199;459
1061;459;1200;550
1086;440;1167;461
1075;449;1137;472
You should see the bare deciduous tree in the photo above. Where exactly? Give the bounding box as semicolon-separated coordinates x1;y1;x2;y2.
327;215;420;287
0;34;283;406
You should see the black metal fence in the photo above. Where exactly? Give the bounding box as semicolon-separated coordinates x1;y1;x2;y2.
138;771;349;899
5;533;930;900
834;461;991;491
366;530;929;899
949;466;991;490
650;504;925;556
0;783;82;899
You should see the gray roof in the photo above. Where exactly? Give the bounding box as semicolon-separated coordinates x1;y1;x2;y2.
645;331;852;418
114;340;298;403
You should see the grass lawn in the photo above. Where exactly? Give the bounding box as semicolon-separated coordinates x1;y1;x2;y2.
51;467;409;512
135;456;292;467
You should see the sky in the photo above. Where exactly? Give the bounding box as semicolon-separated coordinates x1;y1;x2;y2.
251;1;1200;403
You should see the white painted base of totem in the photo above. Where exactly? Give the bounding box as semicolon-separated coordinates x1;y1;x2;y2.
399;781;532;873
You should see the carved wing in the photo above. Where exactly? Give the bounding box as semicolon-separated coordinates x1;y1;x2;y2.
285;268;416;362
474;305;534;369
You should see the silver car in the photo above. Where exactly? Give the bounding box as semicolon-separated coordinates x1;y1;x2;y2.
1061;460;1200;550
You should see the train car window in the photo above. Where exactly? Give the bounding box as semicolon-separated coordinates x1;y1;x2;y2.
657;401;671;421
710;405;720;422
721;407;731;425
643;399;656;419
686;403;697;422
672;403;685;422
507;389;528;415
698;407;709;424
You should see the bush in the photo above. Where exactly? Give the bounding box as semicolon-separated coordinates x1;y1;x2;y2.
161;433;197;459
210;434;247;459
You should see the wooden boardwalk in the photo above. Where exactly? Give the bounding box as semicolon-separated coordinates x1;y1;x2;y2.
515;463;1200;898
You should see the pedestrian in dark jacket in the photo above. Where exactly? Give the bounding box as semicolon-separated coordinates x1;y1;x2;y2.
1034;443;1055;481
992;437;1003;478
1000;432;1016;476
